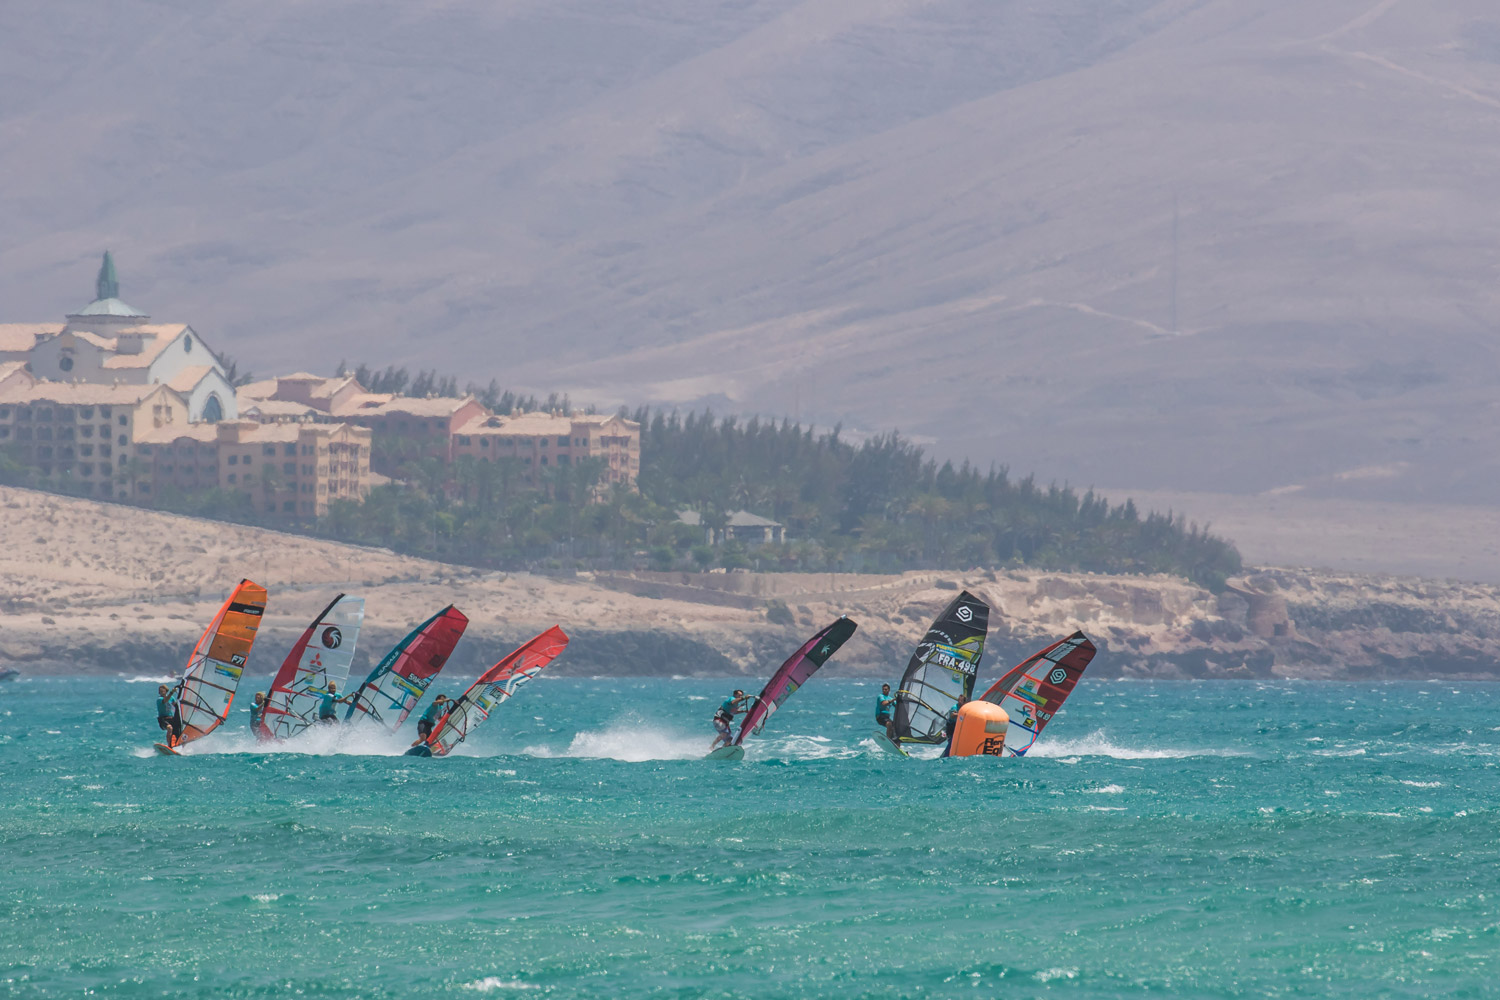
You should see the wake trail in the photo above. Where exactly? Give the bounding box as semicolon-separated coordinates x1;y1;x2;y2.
1028;730;1249;760
526;721;708;762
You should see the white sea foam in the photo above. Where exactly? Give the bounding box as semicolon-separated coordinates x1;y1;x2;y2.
1035;968;1079;982
183;725;414;758
1401;780;1444;788
756;733;862;760
1085;784;1126;794
526;722;706;762
461;977;539;991
1028;730;1242;760
251;893;279;903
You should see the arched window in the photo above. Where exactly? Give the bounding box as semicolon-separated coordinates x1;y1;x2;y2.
201;394;224;422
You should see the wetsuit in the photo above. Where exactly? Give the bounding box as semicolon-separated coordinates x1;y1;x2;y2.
317;692;341;723
248;701;267;736
713;696;739;737
874;691;896;727
157;691;182;742
940;707;959;758
416;700;447;741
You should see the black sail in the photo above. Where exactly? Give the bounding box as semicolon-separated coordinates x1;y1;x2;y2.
892;590;989;744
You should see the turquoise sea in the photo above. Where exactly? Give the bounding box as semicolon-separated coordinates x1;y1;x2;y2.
2;675;1497;998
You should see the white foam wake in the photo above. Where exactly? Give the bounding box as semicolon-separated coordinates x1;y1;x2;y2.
525;722;708;762
1028;730;1246;760
169;724;415;757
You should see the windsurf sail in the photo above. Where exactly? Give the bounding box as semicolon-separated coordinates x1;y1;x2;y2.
346;605;468;731
258;594;365;740
977;631;1096;756
892;590;988;745
420;626;569;757
175;579;268;745
735;616;858;745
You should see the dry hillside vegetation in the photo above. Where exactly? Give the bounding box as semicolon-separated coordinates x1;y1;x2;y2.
4;487;1500;679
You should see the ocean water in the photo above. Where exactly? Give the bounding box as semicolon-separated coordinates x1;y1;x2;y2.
1;676;1497;998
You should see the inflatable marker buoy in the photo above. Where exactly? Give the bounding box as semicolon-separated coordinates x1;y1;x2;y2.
947;701;1010;758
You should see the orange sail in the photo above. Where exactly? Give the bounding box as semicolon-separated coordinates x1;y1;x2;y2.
175;579;268;745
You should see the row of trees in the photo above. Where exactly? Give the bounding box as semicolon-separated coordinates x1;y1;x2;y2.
0;399;1242;589
335;361;577;417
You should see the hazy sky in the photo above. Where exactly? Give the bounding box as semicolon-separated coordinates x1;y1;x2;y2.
4;0;1498;507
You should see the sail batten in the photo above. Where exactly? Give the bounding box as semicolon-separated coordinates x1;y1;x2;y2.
892;591;988;745
259;594;365;740
346;605;467;731
175;579;267;745
735;617;858;745
978;631;1096;756
419;626;569;757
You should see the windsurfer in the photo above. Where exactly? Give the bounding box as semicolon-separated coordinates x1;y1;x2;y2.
709;690;748;751
156;683;183;747
875;683;897;740
412;694;451;746
248;692;270;738
317;681;354;724
940;704;961;758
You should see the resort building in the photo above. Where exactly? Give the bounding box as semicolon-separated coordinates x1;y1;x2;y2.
236;372;365;422
6;253;237;423
450;411;641;488
0;361;36;393
332;393;488;468
236;373;641;492
0;381;188;498
137;420;372;519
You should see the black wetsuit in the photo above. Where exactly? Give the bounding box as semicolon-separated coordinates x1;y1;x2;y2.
940;709;959;758
416;700;448;741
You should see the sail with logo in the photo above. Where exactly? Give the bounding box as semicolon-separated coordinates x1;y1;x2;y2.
170;579;268;748
977;631;1096;756
891;590;989;746
257;594;365;740
406;626;569;758
345;605;468;731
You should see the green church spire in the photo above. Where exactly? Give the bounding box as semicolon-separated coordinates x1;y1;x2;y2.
96;251;119;301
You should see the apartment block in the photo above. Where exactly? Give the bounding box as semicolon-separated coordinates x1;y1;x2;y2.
451;412;641;488
137;420;372;519
0;381;188;499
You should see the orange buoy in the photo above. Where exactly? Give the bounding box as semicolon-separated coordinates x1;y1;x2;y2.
946;700;1010;758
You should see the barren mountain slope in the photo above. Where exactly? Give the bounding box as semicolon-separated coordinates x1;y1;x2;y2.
3;1;1499;501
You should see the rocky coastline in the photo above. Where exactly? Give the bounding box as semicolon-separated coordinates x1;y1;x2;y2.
3;487;1499;680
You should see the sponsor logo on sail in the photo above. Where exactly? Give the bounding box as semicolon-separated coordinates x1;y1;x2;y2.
321;626;342;649
1048;667;1068;685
